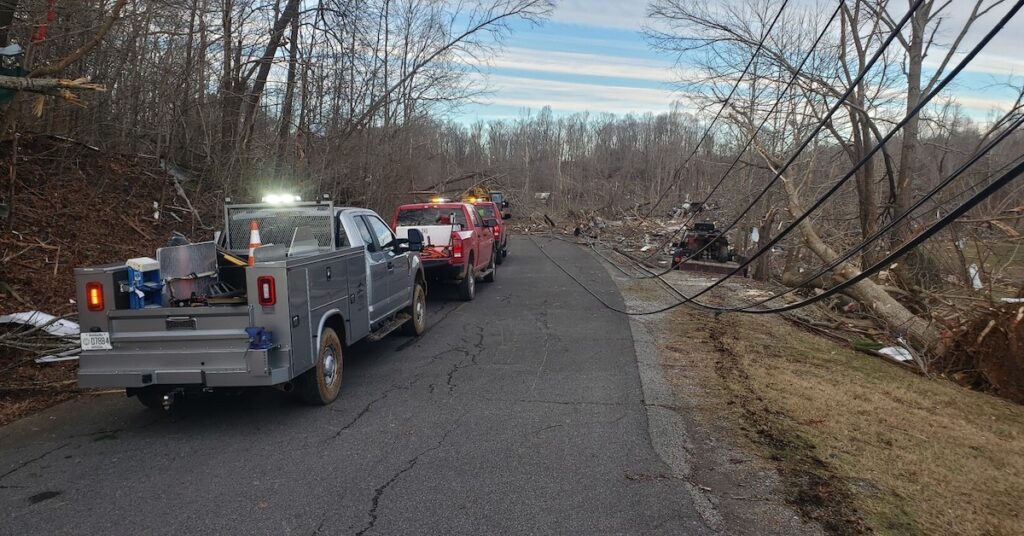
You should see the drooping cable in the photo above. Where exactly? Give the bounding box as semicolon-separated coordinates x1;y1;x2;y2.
617;113;1024;313
643;0;792;218
632;2;844;275
534;1;1024;317
613;0;1020;310
631;0;927;279
534;153;1024;316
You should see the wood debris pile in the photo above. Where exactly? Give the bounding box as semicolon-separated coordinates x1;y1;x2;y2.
0;134;199;423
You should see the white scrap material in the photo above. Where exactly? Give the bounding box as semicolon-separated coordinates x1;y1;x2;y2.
878;346;914;362
1000;298;1024;304
35;348;81;364
750;227;760;244
0;311;79;338
0;43;24;56
127;256;159;272
640;245;653;252
968;263;984;290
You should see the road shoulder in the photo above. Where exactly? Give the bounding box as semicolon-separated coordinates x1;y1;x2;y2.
596;247;822;536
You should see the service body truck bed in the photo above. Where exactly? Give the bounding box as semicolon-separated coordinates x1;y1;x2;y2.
75;201;427;407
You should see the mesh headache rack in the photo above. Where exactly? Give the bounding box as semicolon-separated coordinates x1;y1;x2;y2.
224;201;336;253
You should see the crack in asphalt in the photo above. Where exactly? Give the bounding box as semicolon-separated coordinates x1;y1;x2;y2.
396;301;467;352
477;396;631;408
352;419;464;536
326;376;425;441
0;442;70;481
444;325;485;394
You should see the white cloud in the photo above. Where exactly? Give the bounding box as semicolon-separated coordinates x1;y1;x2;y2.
481;74;682;114
473;46;687;82
548;0;649;29
924;51;1024;78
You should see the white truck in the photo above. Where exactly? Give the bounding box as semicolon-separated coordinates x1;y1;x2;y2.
74;199;427;408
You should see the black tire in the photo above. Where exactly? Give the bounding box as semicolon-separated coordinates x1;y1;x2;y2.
134;387;167;410
296;327;343;405
712;244;730;263
483;250;496;283
402;282;427;336
457;262;476;301
495;243;505;265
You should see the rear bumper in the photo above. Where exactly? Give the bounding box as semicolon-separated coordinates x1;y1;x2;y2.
77;345;293;388
422;259;468;280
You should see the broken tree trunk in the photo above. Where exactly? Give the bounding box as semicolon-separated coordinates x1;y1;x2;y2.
770;158;946;356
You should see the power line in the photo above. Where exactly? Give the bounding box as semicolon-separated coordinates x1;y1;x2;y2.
535;0;1024;317
614;113;1023;314
632;1;844;273
631;0;927;280
535;152;1024;316
608;0;1020;312
652;0;1024;308
644;0;792;218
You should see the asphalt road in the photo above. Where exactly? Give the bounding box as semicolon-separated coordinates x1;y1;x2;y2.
0;236;709;535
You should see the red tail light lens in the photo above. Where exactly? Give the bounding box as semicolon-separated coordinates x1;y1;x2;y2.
257;276;276;306
451;233;463;258
86;282;104;311
493;224;501;238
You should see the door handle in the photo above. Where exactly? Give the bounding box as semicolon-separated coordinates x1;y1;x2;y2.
326;266;332;281
386;261;395;270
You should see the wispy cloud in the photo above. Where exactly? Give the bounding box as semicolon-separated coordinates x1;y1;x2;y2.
481;74;683;115
548;0;649;29
475;46;685;83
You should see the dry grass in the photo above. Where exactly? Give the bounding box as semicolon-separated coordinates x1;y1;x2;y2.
660;306;1024;535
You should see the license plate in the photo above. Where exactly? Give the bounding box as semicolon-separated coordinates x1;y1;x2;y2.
81;332;112;351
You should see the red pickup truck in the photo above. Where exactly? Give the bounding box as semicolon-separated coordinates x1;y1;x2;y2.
473;201;508;265
392;202;497;300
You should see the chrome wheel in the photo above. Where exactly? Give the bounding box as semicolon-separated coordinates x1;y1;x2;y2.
414;291;426;330
323;347;338;387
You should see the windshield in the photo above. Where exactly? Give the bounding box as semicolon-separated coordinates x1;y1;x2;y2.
475;204;497;220
397;207;467;227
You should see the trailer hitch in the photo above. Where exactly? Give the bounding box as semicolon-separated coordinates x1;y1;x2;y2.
162;388;186;410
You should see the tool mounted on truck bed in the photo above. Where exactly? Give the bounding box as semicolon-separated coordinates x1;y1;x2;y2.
75;196;428;408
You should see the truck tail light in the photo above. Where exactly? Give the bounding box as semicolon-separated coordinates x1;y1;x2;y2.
451;233;463;258
86;282;104;311
257;276;276;306
493;223;501;238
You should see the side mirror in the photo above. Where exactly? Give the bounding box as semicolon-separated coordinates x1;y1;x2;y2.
482;218;498;228
407;228;424;252
502;213;512;220
502;200;510;208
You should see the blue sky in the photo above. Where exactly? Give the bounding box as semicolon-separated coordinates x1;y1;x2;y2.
454;0;1024;124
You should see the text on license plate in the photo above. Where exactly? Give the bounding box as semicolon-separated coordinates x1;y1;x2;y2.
81;332;113;350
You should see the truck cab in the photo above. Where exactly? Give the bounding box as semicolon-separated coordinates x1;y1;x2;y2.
74;199;427;408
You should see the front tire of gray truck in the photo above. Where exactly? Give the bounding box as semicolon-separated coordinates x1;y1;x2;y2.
296;328;344;405
402;282;427;336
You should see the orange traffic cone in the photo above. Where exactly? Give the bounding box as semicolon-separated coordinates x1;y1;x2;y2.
248;220;262;266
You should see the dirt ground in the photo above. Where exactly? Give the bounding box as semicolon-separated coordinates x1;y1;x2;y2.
1;134;197;425
617;269;1024;536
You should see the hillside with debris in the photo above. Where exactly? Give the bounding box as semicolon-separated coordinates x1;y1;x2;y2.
0;135;201;423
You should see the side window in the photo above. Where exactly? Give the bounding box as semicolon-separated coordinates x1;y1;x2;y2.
467;208;481;228
337;216;351;247
366;216;396;250
355;217;375;250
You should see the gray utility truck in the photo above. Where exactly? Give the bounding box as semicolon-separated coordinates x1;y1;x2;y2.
74;199;428;408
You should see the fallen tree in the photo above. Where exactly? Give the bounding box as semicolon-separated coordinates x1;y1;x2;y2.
0;75;105;109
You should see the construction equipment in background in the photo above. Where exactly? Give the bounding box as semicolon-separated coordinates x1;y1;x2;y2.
675;222;732;263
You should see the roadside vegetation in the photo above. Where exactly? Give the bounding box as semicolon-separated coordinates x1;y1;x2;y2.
657;289;1024;535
